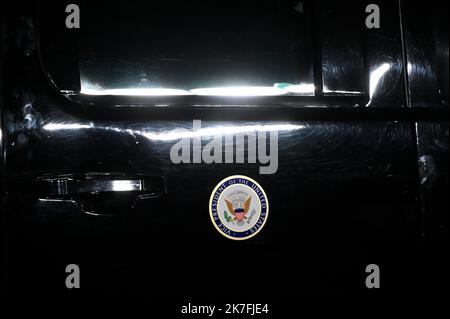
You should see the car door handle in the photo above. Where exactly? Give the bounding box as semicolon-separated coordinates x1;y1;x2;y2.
35;173;166;216
41;178;162;196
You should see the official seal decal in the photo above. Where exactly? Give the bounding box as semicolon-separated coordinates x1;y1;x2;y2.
209;175;269;240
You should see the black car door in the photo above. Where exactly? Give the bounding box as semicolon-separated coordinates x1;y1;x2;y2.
1;0;448;300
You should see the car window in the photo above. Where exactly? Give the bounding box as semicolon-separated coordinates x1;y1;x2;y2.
79;0;315;96
38;0;403;104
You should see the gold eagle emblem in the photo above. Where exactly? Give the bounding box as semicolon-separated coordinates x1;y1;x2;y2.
225;197;252;221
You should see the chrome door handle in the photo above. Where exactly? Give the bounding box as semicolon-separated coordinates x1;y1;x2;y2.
37;173;165;196
45;179;152;195
35;173;166;216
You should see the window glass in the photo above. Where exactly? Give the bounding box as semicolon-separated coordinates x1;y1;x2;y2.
79;0;315;96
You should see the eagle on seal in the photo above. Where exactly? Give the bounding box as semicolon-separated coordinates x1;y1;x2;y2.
225;197;252;221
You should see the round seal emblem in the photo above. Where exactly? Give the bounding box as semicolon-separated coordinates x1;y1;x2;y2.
209;175;269;240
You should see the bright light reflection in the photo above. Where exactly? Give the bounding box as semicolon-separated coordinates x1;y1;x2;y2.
80;88;193;96
112;180;141;191
42;122;305;141
43;123;93;131
80;81;318;97
323;88;363;95
140;124;305;141
275;83;315;94
369;63;391;101
190;87;287;96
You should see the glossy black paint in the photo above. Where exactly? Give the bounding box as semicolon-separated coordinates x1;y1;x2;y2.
1;0;448;298
403;0;449;107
